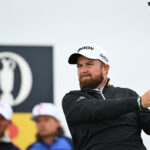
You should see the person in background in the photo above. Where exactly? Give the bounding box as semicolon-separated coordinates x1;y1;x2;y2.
27;103;73;150
0;101;20;150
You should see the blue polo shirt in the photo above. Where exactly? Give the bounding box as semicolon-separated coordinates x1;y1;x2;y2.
27;135;73;150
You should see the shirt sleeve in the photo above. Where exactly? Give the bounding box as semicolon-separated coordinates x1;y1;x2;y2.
62;91;139;125
125;89;150;135
137;108;150;135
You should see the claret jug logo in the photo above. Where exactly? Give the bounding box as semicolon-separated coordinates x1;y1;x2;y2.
0;52;33;106
0;45;53;150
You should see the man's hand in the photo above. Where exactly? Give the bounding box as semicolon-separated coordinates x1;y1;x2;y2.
141;90;150;108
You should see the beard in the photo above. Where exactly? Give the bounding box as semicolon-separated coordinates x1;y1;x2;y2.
79;72;104;89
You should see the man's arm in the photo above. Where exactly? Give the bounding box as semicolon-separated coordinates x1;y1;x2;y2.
62;91;139;125
137;108;150;135
136;89;150;135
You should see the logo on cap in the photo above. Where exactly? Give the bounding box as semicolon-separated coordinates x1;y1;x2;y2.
78;46;94;52
100;53;108;63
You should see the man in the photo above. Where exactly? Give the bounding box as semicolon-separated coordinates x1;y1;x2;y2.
0;102;20;150
62;44;150;150
27;103;73;150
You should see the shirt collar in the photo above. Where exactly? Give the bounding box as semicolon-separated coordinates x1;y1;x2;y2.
94;78;110;93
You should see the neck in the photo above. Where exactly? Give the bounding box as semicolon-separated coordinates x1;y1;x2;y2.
42;135;55;145
96;77;107;89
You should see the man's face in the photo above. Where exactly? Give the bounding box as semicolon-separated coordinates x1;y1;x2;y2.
77;55;106;89
35;115;60;137
0;114;10;136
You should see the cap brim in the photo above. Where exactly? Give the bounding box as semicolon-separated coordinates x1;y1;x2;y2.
0;112;10;120
31;114;58;121
68;53;81;64
68;51;100;64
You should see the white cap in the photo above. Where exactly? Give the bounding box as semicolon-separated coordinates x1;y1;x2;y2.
0;102;13;120
31;103;60;121
68;44;109;65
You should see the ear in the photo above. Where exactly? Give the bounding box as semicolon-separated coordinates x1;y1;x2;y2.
104;64;110;75
56;120;61;128
6;120;12;129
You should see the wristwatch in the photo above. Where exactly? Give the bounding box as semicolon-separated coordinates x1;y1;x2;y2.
137;96;143;110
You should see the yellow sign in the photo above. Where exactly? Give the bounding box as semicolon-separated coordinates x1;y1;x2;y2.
6;113;37;150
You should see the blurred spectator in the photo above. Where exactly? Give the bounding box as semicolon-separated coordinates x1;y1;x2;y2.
0;102;20;150
27;103;73;150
